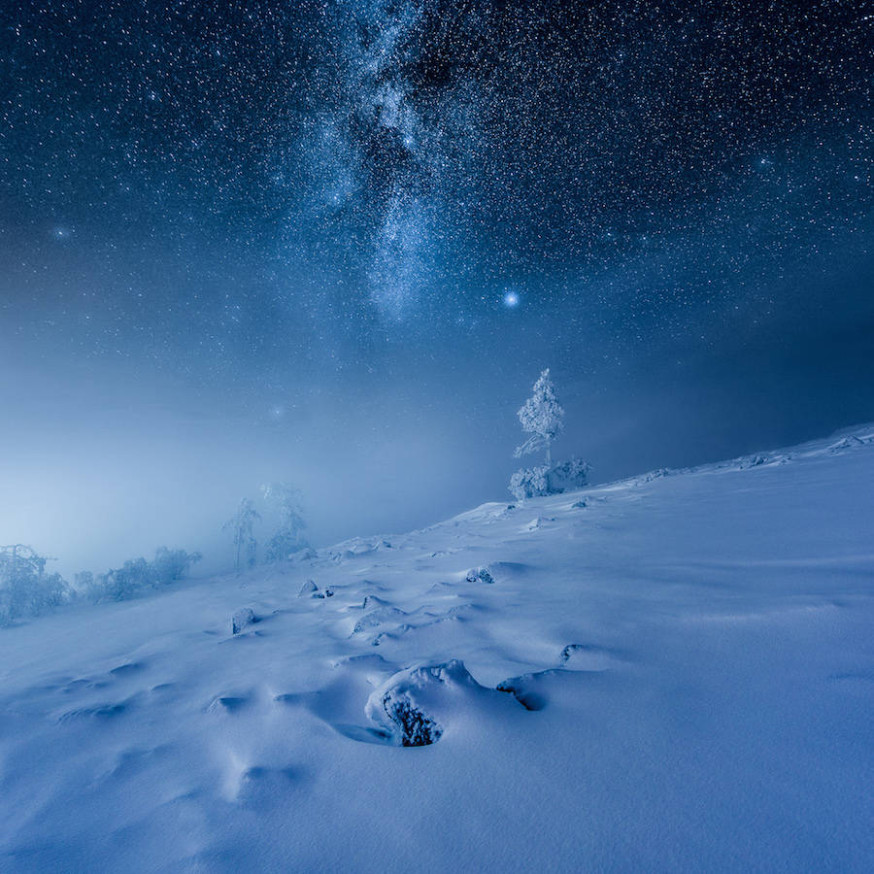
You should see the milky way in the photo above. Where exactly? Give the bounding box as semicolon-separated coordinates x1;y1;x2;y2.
3;3;870;337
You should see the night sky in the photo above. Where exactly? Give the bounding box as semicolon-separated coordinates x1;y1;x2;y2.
1;1;872;570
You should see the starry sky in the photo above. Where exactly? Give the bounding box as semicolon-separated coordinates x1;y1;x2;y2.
1;1;872;570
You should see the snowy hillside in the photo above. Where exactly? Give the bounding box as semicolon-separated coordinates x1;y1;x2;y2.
2;428;873;872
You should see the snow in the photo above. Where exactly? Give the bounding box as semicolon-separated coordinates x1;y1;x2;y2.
1;428;873;871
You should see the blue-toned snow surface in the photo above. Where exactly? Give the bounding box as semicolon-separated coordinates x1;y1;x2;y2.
1;428;873;872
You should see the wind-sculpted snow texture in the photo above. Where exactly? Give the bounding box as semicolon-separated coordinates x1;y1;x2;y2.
1;428;874;871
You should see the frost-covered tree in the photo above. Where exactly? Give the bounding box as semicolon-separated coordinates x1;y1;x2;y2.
151;547;202;586
514;368;564;465
0;544;69;625
224;498;260;572
80;547;201;603
261;482;307;562
509;369;588;501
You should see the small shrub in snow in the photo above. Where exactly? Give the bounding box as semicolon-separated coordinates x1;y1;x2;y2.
509;458;590;501
85;548;201;603
385;695;442;747
0;545;69;625
151;547;202;586
509;465;548;500
96;557;152;602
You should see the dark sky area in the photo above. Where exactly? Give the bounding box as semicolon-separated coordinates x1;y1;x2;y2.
1;0;872;573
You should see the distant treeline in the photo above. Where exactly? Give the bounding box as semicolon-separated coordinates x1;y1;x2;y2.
0;544;201;627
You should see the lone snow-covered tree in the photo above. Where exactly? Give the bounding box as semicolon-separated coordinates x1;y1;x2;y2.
261;482;307;562
514;368;564;465
224;498;260;572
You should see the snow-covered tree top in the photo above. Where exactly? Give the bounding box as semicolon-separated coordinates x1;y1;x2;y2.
515;368;564;458
224;498;260;533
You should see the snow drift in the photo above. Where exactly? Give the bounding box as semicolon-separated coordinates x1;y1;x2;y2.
0;427;873;871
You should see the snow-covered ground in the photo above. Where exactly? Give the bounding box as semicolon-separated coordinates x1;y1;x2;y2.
2;428;873;872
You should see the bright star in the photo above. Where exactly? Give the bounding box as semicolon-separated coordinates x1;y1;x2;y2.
503;290;520;308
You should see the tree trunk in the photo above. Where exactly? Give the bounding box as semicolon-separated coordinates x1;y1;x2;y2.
545;440;552;467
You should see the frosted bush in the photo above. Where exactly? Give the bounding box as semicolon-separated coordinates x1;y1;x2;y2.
0;545;69;626
509;459;590;501
85;548;201;603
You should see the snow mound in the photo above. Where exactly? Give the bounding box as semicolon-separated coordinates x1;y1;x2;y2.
828;434;867;453
231;607;257;635
365;660;522;746
352;606;407;634
298;579;318;596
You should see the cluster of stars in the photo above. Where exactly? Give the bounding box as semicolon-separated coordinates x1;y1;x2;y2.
0;0;870;367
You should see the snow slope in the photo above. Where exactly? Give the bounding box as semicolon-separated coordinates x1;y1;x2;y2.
1;429;873;872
